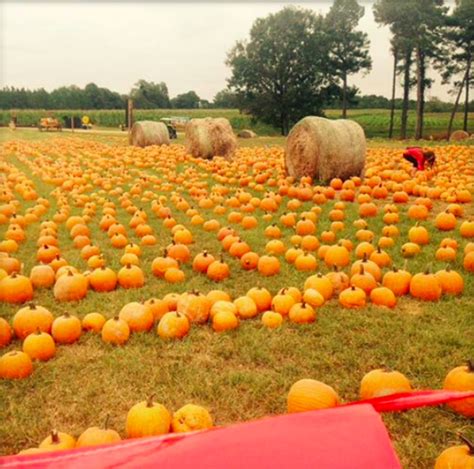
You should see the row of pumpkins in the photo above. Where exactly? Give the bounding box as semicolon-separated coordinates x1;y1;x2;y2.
0;256;468;381
10;368;474;467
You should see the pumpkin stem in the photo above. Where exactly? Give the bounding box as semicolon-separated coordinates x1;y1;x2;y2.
467;360;474;373
424;263;432;275
458;434;474;453
104;414;110;430
146;394;155;408
51;430;59;444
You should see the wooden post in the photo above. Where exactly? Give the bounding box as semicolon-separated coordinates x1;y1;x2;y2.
127;98;134;133
71;116;74;133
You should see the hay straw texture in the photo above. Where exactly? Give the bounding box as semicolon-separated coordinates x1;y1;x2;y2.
238;129;257;138
129;121;170;147
450;130;469;141
285;116;366;182
186;118;237;159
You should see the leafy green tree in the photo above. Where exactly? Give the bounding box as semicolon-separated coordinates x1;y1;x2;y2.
226;6;331;135
171;90;201;109
440;0;474;134
213;89;239;109
374;0;447;140
325;0;372;118
130;80;170;108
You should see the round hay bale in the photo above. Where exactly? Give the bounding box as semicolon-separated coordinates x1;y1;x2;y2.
285;116;366;182
185;118;237;159
130;121;170;147
450;130;470;141
238;129;257;139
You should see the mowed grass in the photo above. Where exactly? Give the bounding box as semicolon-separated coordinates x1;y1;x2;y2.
0;131;473;468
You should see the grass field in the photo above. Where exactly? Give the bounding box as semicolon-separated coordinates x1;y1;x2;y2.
2;108;472;139
0;130;473;467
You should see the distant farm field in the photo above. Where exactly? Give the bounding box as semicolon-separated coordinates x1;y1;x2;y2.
1;108;471;139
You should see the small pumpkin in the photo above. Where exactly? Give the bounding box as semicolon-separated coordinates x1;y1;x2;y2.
171;404;213;433
434;434;474;469
101;317;130;345
157;311;190;339
288;302;316;325
76;416;122;448
0;350;33;379
261;311;283;329
13;304;54;340
359;368;412;399
82;312;106;333
435;266;464;296
287;379;339;413
409;267;442;301
0;273;34;304
39;430;76;451
126;395;171;438
22;330;56;361
443;360;474;417
212;309;239;332
51;313;82;344
339;286;366;309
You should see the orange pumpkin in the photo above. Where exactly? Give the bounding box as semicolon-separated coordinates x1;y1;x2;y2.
360;368;412;399
51;313;82;344
443;361;474;417
287;379;339;413
0;350;33;379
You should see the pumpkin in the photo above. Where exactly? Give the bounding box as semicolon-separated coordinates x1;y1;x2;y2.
101;317;130;345
409;269;442;301
30;264;55;289
82;312;106;333
382;266;412;296
126;395;171;438
324;244;350;268
326;267;350;295
177;292;211;324
171;404;213;433
257;255;280;276
144;298;169;321
207;258;230;281
370;287;397;308
339;286;366;309
435;267;464;295
157;311;190;339
192;251;215;273
271;290;296;316
13;304;54;339
287;379;339;413
76;419;122;448
401;242;421;258
408;224;430;245
434;435;474;469
246;287;272;312
22;330;56;361
212;309;239;332
360;368;412;399
240;251;260;270
117;264;145;288
443;360;474;417
0;318;12;348
152;254;178;277
261;311;283;329
88;266;117;292
39;430;76;451
435;210;457;231
288;302;316;325
304;273;334;300
234;296;258;319
53;270;88;301
0;273;34;304
0;350;33;379
119;302;154;332
51;313;82;344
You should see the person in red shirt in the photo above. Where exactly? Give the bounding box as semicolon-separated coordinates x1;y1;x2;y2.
403;147;436;176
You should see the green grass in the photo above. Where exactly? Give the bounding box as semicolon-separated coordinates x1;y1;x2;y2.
2;108;472;139
0;131;473;467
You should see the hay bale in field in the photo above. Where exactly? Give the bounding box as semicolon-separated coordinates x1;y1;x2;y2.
449;130;470;141
129;121;170;147
238;129;257;139
186;118;237;159
285;116;366;182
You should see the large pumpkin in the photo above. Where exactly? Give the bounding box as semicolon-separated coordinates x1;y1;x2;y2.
126;396;171;438
443;360;474;417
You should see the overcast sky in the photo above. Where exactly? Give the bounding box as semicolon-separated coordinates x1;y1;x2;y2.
0;0;457;102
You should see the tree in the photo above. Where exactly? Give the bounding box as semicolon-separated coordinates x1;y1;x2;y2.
440;0;474;134
325;0;372;118
388;42;398;138
226;6;331;135
213;89;239;109
374;0;447;140
130;80;170;108
171;90;201;109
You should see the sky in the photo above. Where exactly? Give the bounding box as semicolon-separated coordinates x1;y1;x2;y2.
0;0;457;102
